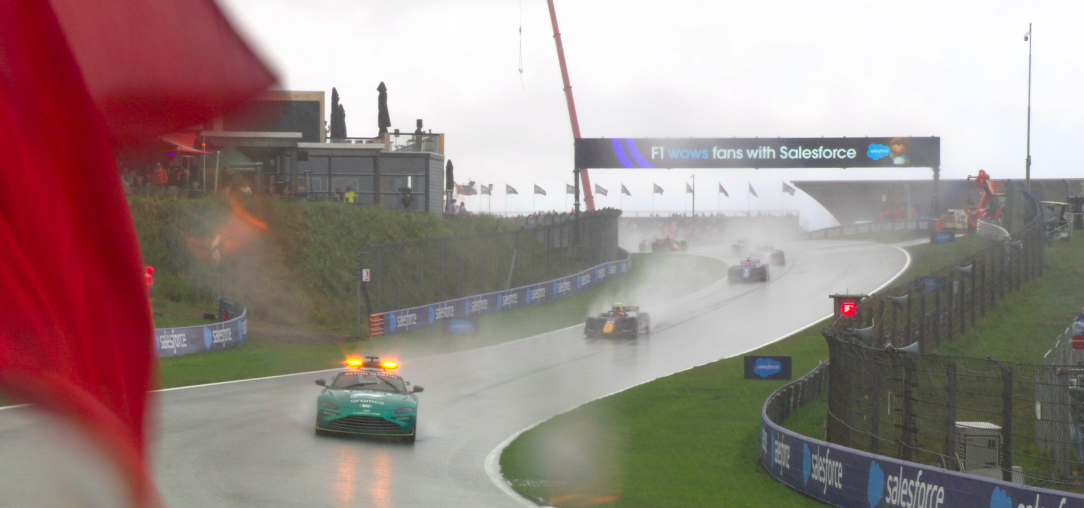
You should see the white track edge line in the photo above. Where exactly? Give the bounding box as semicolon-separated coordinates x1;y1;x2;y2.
483;242;912;506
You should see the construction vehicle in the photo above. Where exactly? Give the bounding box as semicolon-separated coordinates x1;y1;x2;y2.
939;170;1005;232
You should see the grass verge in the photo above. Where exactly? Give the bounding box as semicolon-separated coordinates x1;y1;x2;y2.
498;236;992;508
157;252;727;389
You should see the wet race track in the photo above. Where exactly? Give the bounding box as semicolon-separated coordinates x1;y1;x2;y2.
0;240;907;508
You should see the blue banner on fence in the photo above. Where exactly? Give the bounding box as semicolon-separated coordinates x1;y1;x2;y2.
761;405;1084;508
154;306;248;358
381;255;633;336
744;356;792;380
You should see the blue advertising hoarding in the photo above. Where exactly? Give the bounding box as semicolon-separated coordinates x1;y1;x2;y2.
154;306;248;358
380;255;633;336
761;396;1084;508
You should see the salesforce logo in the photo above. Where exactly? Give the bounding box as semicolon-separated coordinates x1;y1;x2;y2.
867;460;945;508
867;143;891;161
802;443;843;495
754;357;782;378
868;462;885;507
203;326;232;350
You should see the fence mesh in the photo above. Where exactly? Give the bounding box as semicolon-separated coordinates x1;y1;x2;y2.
356;209;622;316
819;189;1079;488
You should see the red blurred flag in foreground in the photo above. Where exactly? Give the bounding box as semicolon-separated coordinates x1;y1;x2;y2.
0;0;273;506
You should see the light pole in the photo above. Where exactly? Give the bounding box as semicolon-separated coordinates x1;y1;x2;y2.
1025;23;1033;192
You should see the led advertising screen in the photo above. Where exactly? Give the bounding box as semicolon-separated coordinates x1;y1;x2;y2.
575;137;940;169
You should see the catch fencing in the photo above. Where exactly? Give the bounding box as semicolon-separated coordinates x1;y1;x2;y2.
817;190;1084;488
355;209;622;336
761;362;1084;507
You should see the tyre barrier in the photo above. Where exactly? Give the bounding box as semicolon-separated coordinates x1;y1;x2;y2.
153;298;247;358
761;363;1084;508
371;253;633;337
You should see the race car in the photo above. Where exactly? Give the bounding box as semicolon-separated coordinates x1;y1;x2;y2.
728;258;770;284
732;239;747;256
584;304;651;338
760;246;786;266
651;237;688;252
314;356;424;443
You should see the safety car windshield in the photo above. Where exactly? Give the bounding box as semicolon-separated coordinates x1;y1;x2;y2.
331;371;406;393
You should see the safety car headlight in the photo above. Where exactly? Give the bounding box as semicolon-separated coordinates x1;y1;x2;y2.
394;407;413;414
321;410;337;417
320;402;339;410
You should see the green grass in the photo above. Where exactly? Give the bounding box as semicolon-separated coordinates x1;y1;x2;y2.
157;252;727;389
498;237;991;508
150;298;219;328
129;196;519;333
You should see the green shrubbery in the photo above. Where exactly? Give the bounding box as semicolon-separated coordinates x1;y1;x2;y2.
129;196;514;331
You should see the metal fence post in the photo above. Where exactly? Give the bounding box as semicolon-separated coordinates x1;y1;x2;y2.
418;238;426;305
970;262;976;327
892;296;899;346
945;362;957;470
878;299;886;347
871;362;882;454
376;247;383;313
958;262;968;335
906;289;913;348
1000;364;1014;482
980;255;987;317
934;287;941;348
947;271;954;342
396;241;404;310
919;288;927;350
901;358;916;461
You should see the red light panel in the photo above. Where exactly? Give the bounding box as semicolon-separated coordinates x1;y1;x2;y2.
841;301;856;316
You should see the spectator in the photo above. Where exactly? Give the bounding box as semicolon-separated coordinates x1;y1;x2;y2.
150;163;169;197
333;187;344;201
240;182;253;195
344;187;357;204
1071;375;1084;474
457;201;468;215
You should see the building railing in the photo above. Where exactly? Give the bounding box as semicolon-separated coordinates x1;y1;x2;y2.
325;132;444;155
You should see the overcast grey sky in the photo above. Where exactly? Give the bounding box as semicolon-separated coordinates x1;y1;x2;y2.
217;0;1083;227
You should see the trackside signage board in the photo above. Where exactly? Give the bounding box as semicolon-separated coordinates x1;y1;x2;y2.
744;356;792;380
575;137;940;169
380;256;633;336
154;307;248;358
761;402;1084;508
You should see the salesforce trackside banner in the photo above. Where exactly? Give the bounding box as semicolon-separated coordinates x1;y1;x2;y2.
381;256;633;336
760;416;1084;508
154;307;248;358
575;137;940;169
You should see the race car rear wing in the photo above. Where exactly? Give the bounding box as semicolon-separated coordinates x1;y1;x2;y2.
617;306;640;311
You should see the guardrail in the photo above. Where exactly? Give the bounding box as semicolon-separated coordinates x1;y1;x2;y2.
153;298;247;358
802;218;933;240
761;362;1084;508
369;252;633;337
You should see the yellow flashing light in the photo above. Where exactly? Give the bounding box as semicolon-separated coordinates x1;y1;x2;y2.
346;358;363;368
381;361;398;370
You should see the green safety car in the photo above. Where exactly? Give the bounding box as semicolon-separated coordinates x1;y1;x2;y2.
314;356;424;443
